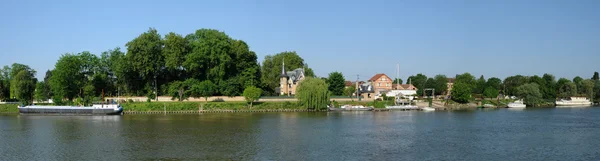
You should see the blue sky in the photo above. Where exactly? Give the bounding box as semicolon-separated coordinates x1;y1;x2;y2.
1;0;599;81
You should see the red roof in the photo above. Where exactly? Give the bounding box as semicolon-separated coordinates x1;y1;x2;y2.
369;73;387;82
345;81;354;87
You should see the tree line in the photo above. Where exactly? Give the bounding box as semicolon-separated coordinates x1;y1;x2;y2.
0;28;317;105
404;72;600;106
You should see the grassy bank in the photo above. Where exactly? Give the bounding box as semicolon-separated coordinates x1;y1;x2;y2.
122;101;306;111
0;104;18;113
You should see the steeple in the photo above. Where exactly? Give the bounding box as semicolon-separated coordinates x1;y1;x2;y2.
280;58;287;77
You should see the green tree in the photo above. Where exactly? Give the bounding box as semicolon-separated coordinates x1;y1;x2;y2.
326;72;345;96
9;63;35;98
344;86;356;99
594;81;600;103
295;77;330;110
581;79;595;99
542;74;557;99
593;72;599;81
486;77;502;90
126;28;164;98
260;51;315;95
450;83;471;103
558;81;577;98
407;74;427;96
188;80;216;102
50;53;84;103
392;78;403;84
243;86;262;108
424;78;436;96
474;75;486;94
218;77;243;97
13;70;36;105
433;75;448;95
503;75;528;96
483;86;499;99
34;82;50;102
0;66;9;100
162;32;189;70
515;83;542;106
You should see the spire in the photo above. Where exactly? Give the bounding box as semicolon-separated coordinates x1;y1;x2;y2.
280;58;286;77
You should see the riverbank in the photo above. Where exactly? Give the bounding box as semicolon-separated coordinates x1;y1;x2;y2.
0;104;18;113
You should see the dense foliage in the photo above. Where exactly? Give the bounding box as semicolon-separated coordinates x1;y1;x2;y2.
295;77;330;110
243;86;262;107
450;83;471;103
515;83;543;106
326;72;345;96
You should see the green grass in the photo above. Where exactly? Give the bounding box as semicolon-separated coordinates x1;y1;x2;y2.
121;101;305;111
0;104;19;113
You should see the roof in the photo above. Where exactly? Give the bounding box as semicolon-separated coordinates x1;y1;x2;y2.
447;78;456;83
369;73;388;82
345;81;354;87
283;68;305;82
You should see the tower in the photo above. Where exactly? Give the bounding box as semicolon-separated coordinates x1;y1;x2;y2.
280;59;288;96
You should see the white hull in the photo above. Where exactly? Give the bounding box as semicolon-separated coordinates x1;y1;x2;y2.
507;104;526;108
421;107;435;111
555;102;592;106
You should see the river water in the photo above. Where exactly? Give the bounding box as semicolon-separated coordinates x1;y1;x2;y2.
1;107;600;160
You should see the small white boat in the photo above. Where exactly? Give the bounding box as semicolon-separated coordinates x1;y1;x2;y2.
339;105;374;111
507;100;526;108
555;97;592;107
420;107;436;111
386;105;419;110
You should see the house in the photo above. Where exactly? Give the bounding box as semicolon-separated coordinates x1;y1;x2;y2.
344;81;354;88
279;61;305;96
446;78;456;96
368;73;393;95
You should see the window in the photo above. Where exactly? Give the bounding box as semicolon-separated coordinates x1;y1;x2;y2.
378;83;381;87
386;83;389;87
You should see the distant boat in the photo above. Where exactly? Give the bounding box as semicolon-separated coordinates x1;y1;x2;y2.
385;105;419;110
555;97;592;107
338;105;373;111
18;104;123;115
507;100;526;108
421;107;436;111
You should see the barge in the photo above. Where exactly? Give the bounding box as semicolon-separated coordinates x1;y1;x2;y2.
18;104;123;115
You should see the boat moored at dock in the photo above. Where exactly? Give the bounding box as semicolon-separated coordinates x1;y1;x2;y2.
18;104;123;115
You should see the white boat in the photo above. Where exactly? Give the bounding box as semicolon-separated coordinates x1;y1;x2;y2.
507;100;526;108
339;105;374;111
420;107;436;111
555;97;592;106
18;104;123;115
386;105;419;110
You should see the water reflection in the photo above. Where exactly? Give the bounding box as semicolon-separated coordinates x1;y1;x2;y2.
1;108;600;160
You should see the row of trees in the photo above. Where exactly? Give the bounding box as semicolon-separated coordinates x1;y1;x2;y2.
446;72;600;106
0;28;318;105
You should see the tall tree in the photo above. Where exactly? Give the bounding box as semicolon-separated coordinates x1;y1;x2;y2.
515;83;542;106
34;82;50;102
593;72;599;81
295;77;330;110
126;28;164;97
50;53;84;103
9;63;35;98
260;51;314;94
450;83;471;103
486;77;502;91
581;79;595;99
573;76;584;94
326;72;345;96
503;75;528;96
13;70;36;105
474;75;486;94
424;78;437;96
558;81;577;98
542;74;557;99
433;75;448;95
455;73;476;90
407;74;427;96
